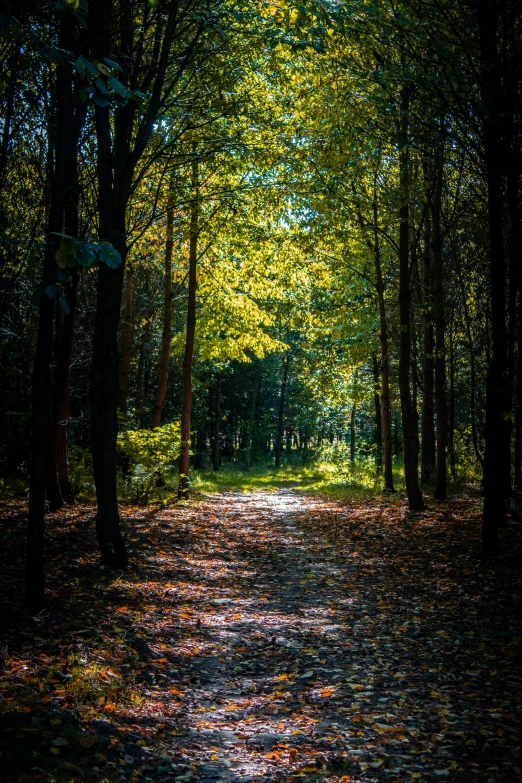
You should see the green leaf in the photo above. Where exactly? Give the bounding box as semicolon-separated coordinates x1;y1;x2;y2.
94;77;109;95
96;242;122;268
45;284;57;299
103;58;123;73
76;242;97;267
109;75;129;99
55;237;76;269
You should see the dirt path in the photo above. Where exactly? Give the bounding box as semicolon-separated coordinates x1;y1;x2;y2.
1;489;522;782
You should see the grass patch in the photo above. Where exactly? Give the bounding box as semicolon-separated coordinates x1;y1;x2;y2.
188;459;406;501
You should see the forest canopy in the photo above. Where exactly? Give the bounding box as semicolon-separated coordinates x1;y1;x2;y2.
0;0;520;613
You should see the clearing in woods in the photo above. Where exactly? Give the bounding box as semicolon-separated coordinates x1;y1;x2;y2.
0;490;521;782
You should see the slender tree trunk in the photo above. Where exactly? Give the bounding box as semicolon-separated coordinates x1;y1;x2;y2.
457;260;484;471
372;355;383;473
275;354;290;468
26;14;74;611
213;373;221;472
245;369;258;471
194;426;206;469
421;163;435;485
432;145;447;500
448;318;456;480
90;128;128;568
512;322;521;490
178;156;199;499
135;318;150;425
372;181;395;490
350;402;356;463
393;414;400;457
51;94;86;507
410;257;421;471
118;266;133;416
398;85;424;511
506;127;521;489
152;195;174;428
46;309;64;511
89;0;127;568
479;0;509;550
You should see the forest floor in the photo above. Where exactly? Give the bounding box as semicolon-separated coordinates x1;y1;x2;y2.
0;489;521;783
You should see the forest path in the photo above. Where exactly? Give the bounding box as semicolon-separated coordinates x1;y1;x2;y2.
1;489;522;782
122;488;520;783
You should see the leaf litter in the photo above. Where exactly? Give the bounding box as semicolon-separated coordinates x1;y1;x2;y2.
0;489;521;783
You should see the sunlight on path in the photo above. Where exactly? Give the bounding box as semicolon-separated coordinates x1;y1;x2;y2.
122;489;521;783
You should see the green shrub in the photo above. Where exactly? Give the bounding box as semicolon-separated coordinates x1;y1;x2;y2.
117;421;181;504
69;446;95;502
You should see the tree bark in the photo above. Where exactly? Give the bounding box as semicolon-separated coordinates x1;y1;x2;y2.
89;0;183;562
421;161;435;485
350;401;356;463
448;317;456;480
457;259;484;471
152;196;174;428
213;374;221;472
398;84;424;511
50;90;86;507
372;355;383;473
178;155;199;499
373;207;395;491
275;354;290;468
478;0;509;550
26;12;74;611
506;118;521;489
194;425;206;469
432;145;447;500
135;316;150;425
245;368;259;471
46;307;65;512
359;173;395;491
118;265;133;416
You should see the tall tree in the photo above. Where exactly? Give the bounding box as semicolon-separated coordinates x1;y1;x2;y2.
88;0;204;563
27;6;77;610
178;154;199;498
398;83;424;511
432;141;447;500
152;192;175;428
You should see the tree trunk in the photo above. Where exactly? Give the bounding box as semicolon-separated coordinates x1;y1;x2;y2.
275;354;290;468
371;178;395;490
478;0;509;550
421;162;435;485
152;195;174;428
398;84;424;511
245;369;258;471
432;145;447;500
89;0;127;568
46;308;64;512
51;91;86;507
506;121;521;489
350;401;356;463
448;318;456;480
457;259;484;471
213;374;221;472
372;355;383;473
178;156;199;499
134;318;150;425
118;265;133;416
194;425;206;469
90;118;128;568
26;13;74;611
